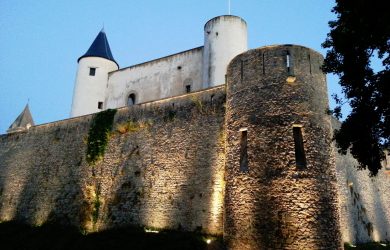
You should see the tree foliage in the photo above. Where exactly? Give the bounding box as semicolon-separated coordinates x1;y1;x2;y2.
322;0;390;175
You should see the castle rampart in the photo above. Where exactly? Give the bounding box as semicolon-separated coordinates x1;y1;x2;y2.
224;45;342;249
0;86;226;234
2;15;390;247
333;118;390;244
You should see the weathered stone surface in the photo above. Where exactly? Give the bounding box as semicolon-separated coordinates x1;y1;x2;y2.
333;118;390;244
0;45;389;249
224;45;342;249
0;87;226;235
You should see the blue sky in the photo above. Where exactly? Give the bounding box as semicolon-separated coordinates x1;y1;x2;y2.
0;0;340;134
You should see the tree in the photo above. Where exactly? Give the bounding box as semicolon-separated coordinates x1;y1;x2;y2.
322;0;390;176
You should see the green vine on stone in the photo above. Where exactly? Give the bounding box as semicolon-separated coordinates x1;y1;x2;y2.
86;109;117;165
92;195;101;225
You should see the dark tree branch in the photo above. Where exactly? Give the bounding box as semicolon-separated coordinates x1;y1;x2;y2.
323;0;390;176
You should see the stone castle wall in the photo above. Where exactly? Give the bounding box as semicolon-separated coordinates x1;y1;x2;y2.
224;45;342;249
106;47;204;109
332;119;390;244
0;86;226;235
1;44;389;249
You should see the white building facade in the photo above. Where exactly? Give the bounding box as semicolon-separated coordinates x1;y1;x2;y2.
70;15;248;117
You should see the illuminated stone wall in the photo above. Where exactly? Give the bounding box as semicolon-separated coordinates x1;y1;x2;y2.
224;45;342;249
333;119;390;244
0;87;226;235
1;44;389;249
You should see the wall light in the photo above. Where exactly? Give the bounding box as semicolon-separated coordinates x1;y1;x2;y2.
286;76;296;83
144;228;159;233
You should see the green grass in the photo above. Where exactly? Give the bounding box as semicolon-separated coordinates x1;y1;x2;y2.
0;221;225;250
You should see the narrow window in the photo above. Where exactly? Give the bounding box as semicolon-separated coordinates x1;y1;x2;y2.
98;102;103;109
240;128;248;172
127;93;136;106
308;54;312;74
262;53;265;74
89;67;96;76
293;126;306;168
240;60;244;82
286;51;291;73
210;94;214;105
186;85;191;93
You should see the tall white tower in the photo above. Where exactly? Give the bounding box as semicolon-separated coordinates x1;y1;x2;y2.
202;15;248;88
70;30;119;117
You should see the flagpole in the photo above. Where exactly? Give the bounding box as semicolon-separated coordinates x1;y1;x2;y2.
228;0;231;15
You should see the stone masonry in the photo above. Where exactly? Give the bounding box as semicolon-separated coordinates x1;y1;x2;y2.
0;45;389;249
0;87;226;235
224;45;342;249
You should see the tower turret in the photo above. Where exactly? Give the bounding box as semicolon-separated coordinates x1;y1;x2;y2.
7;104;34;133
70;29;119;117
202;15;247;88
224;45;342;249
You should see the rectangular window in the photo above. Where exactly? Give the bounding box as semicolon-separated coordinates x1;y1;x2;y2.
293;126;306;168
262;52;265;74
286;51;291;73
240;60;244;82
240;129;248;172
186;85;191;93
89;67;96;76
98;102;103;109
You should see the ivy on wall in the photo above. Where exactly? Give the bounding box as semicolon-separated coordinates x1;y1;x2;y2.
86;109;117;165
92;191;101;225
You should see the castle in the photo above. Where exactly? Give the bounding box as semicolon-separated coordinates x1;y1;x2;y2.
1;16;390;249
70;15;247;117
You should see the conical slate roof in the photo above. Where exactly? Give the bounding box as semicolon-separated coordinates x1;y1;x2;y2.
7;104;35;133
78;29;118;67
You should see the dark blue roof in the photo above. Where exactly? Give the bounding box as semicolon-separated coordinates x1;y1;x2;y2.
78;30;118;67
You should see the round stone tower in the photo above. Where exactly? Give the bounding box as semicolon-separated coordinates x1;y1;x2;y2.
70;30;119;117
202;15;247;88
224;45;342;249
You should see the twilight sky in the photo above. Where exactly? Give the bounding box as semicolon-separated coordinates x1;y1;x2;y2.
0;0;341;134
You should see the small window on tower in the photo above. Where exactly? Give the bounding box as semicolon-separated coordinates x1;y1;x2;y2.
89;67;96;76
286;51;291;73
293;126;307;168
98;102;103;109
186;85;191;93
239;128;248;172
128;93;136;106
